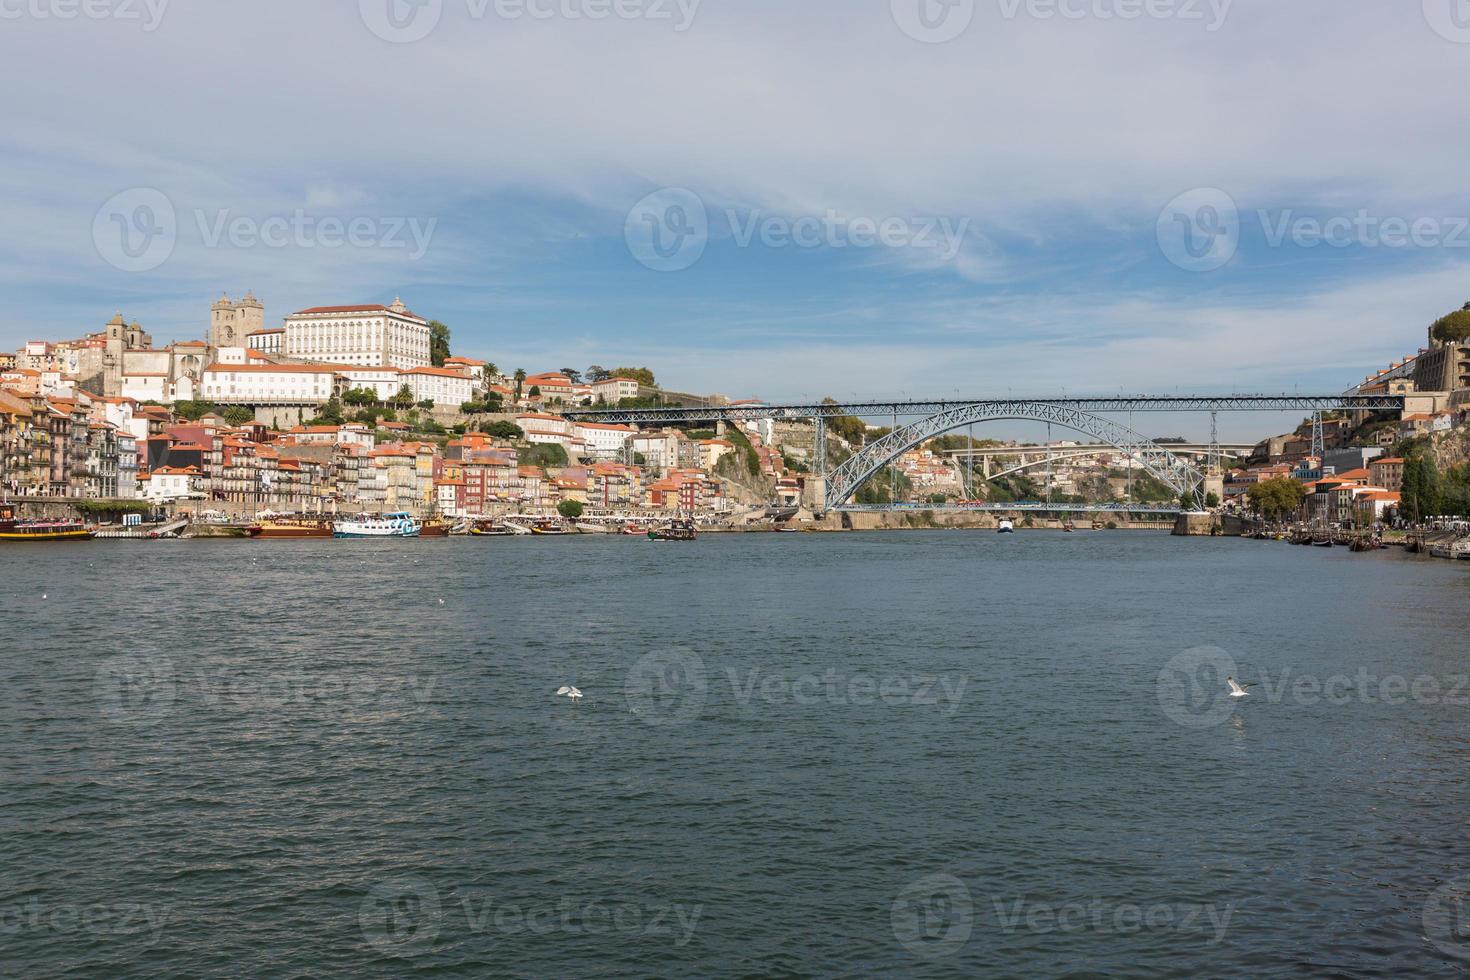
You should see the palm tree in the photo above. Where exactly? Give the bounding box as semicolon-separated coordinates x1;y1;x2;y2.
513;368;527;402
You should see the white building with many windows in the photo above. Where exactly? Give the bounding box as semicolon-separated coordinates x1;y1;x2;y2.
201;363;344;403
402;366;474;407
573;422;636;459
283;299;431;369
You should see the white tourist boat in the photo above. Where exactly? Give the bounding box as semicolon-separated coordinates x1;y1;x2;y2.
998;519;1015;533
333;512;421;538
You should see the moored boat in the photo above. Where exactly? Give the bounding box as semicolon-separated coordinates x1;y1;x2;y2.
419;520;450;537
333;512;421;538
648;519;697;541
0;506;93;542
470;520;516;536
998;519;1015;533
257;518;333;538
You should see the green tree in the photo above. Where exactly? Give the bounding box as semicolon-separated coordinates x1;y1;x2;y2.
559;368;582;384
343;387;377;407
1401;454;1442;523
172;400;219;421
428;320;451;366
417;399;435;410
513;368;527;401
1205;491;1221;509
528;385;541;399
586;365;610;383
307;395;345;426
557;499;585;519
221;406;255;426
393;384;415;411
519;443;568;468
608;367;656;387
821;397;868;446
484;421;523;440
1430;307;1470;344
1246;477;1306;522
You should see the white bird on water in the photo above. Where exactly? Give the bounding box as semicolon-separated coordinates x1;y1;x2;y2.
556;686;584;700
1227;676;1254;698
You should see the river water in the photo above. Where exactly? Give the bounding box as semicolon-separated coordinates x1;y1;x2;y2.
4;532;1470;976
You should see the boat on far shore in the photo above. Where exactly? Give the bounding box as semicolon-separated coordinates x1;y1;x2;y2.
0;505;94;542
334;512;421;538
649;519;698;541
998;519;1015;533
256;516;333;538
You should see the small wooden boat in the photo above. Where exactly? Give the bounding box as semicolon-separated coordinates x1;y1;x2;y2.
257;518;333;538
648;519;698;541
419;521;450;537
470;520;516;536
530;520;570;535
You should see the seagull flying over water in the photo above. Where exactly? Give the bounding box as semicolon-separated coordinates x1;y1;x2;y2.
1227;676;1255;698
556;686;584;700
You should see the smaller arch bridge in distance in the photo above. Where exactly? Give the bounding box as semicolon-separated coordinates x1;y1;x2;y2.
823;400;1205;513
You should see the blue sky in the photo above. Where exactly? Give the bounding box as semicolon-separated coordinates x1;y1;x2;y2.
2;0;1469;439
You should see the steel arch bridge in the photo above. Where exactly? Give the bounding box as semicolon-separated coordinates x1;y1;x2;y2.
823;400;1204;513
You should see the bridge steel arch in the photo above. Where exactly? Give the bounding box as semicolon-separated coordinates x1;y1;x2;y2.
824;400;1204;512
